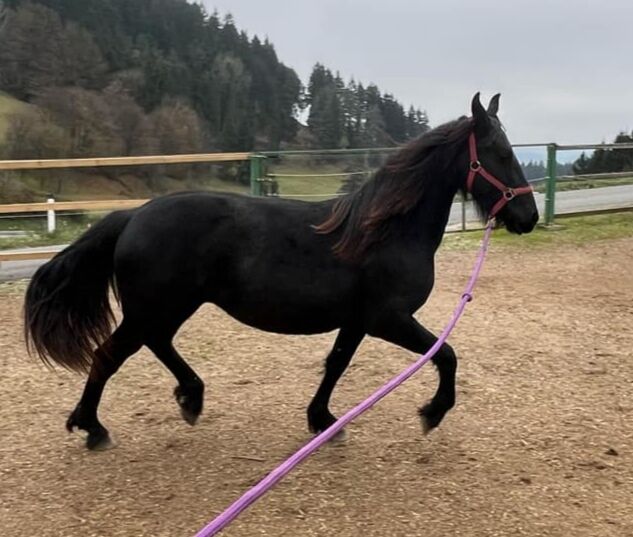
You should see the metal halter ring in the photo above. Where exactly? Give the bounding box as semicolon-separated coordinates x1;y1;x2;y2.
470;160;481;172
503;188;516;200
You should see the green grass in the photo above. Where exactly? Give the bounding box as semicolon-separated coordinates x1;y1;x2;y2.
555;176;633;192
270;164;361;199
0;279;28;295
0;213;99;249
266;153;384;200
443;211;633;251
0;92;29;143
533;176;633;193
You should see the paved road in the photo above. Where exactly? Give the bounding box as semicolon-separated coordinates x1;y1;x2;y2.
0;244;66;281
449;184;633;228
2;184;633;282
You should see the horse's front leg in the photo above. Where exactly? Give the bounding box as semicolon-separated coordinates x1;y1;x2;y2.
307;328;364;434
369;314;457;433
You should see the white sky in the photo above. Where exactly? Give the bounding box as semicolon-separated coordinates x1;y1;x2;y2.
203;0;633;147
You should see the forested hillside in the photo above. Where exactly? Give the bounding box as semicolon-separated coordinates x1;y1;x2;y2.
0;0;429;159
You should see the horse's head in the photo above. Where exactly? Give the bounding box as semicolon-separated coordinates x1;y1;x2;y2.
461;93;539;234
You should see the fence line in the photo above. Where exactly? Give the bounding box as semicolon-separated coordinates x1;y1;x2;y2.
0;141;629;172
557;142;633;151
0;153;250;171
1;142;633;263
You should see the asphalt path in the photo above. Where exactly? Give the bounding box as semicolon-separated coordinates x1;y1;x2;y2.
448;184;633;228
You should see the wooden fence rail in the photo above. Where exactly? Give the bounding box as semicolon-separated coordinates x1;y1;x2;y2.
0;199;148;215
0;152;250;171
0;249;60;262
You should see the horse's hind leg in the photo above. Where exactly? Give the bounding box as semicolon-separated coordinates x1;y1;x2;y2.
369;314;457;433
66;319;142;450
145;335;204;426
307;328;364;434
123;290;204;425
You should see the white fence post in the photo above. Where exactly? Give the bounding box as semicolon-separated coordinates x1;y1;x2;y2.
47;195;56;233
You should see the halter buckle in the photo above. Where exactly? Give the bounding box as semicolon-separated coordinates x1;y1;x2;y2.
503;188;515;200
469;160;481;172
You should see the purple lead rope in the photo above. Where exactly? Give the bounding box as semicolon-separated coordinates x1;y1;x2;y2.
195;221;494;537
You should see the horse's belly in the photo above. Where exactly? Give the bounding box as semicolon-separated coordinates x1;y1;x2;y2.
215;298;343;335
211;279;353;335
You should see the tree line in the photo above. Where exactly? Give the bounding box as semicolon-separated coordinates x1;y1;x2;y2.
573;131;633;175
517;129;633;181
521;160;574;181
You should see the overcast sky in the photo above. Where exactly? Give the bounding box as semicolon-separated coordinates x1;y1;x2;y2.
203;0;633;146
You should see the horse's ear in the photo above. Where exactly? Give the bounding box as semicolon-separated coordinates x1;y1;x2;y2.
471;92;490;129
487;93;501;117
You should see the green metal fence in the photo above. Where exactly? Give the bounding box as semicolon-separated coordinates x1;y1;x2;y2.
542;142;633;225
249;142;633;228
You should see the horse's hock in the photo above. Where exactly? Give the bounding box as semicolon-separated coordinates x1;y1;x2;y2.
1;236;632;537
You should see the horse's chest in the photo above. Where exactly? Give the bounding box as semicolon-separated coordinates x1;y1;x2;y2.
365;256;435;313
401;274;435;312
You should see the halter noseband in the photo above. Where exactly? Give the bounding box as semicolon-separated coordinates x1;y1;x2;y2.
466;132;533;218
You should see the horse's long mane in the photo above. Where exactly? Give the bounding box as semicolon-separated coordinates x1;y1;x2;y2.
314;116;473;261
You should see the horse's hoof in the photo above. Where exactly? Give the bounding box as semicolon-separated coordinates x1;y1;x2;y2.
66;406;115;450
317;427;347;443
309;425;347;442
86;431;116;451
174;385;202;426
180;406;199;426
420;413;432;435
330;429;347;443
308;413;346;442
419;403;445;435
66;407;86;433
66;414;79;433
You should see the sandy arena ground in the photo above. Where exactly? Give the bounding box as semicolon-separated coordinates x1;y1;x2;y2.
0;236;632;537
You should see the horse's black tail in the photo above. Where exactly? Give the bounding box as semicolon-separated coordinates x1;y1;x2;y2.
24;209;134;373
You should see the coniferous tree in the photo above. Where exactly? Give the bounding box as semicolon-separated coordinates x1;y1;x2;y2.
305;64;430;149
573;132;633;175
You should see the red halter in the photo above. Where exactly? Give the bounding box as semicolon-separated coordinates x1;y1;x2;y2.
466;132;533;218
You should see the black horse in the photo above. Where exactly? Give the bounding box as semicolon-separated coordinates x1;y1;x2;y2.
25;94;538;450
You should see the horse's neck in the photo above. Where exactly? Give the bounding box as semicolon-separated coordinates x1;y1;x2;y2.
413;166;462;252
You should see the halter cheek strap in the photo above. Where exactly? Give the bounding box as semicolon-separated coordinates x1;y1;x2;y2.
467;132;533;217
